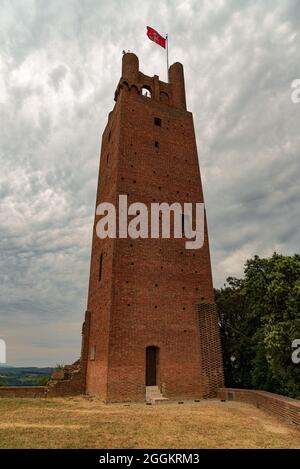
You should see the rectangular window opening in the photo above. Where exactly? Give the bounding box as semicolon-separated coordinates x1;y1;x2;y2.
90;346;96;361
155;141;159;148
154;117;161;127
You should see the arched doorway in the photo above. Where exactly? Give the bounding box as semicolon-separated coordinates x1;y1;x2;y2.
145;346;159;386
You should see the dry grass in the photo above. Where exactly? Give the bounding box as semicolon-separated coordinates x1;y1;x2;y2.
0;397;299;448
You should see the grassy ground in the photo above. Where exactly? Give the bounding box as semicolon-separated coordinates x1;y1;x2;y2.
0;397;299;448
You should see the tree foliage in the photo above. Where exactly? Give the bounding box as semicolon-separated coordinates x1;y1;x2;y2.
215;253;300;398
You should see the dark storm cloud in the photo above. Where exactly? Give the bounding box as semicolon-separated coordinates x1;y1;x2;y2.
0;0;299;365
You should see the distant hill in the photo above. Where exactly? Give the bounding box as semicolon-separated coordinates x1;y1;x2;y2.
0;366;54;386
0;367;54;374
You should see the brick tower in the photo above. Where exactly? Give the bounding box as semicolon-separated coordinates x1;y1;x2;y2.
81;53;223;402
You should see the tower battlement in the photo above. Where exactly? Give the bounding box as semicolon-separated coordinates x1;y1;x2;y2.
114;52;186;110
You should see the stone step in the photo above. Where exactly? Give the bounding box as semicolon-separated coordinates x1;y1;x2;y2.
145;385;169;404
149;397;170;405
146;390;162;395
146;391;163;397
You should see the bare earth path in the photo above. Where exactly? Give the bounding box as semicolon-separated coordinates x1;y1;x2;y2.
0;397;299;448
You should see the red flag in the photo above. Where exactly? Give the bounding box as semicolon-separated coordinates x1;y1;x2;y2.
146;26;166;49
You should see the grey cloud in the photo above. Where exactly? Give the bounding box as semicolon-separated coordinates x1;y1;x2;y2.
48;64;68;90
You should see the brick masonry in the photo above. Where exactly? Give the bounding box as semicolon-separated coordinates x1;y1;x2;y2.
218;388;300;427
83;53;224;402
0;387;46;398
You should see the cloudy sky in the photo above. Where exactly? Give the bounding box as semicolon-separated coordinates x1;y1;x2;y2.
0;0;299;366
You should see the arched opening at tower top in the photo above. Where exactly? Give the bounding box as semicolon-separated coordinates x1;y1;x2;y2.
142;86;152;98
160;91;169;104
145;345;159;386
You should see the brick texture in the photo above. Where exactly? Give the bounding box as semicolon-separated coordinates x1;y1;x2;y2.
0;387;46;398
218;388;300;427
197;303;224;397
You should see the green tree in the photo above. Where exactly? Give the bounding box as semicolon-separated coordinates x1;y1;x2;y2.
215;253;300;398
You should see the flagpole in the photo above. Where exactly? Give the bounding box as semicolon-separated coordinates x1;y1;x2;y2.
166;34;169;82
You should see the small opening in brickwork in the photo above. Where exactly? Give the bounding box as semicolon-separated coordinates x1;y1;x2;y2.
121;177;124;181
98;253;103;282
183;307;186;310
182;287;185;290
158;186;161;190
195;288;199;291
127;303;130;307
130;143;133;146
155;284;158;287
154;305;158;309
153;171;156;174
130;165;133;168
201;296;205;300
134;151;137;155
131;262;134;265
155;141;159;148
142;86;152;98
126;280;129;284
108;131;111;141
154;117;161;127
184;330;187;333
90;346;96;361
